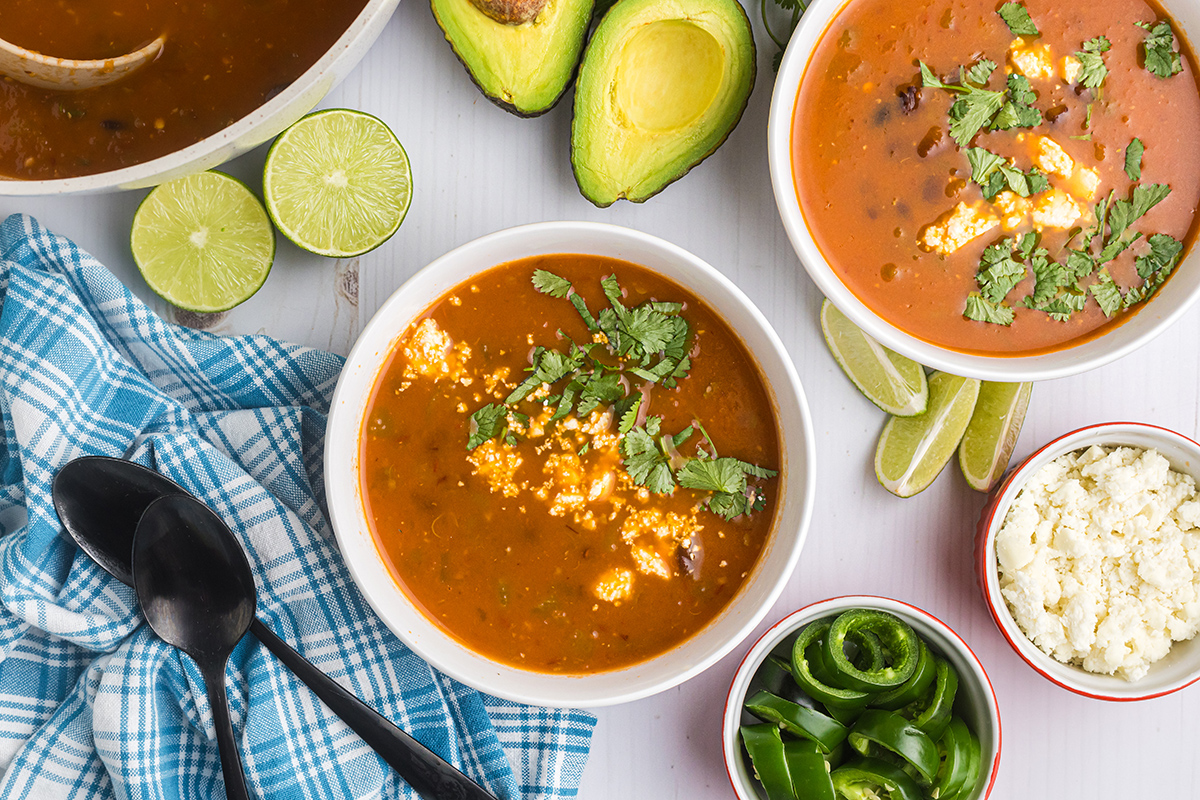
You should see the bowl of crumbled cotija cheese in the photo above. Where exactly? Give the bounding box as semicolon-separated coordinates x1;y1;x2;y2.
976;422;1200;700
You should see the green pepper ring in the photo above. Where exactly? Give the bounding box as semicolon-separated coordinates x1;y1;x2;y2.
847;709;940;785
790;620;873;708
823;609;921;691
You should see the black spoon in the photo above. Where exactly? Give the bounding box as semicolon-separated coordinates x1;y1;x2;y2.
53;456;497;800
134;495;254;800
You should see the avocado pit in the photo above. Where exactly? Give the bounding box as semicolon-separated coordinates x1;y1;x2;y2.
469;0;548;25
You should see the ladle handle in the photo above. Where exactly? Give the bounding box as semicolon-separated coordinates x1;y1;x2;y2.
200;658;252;800
249;618;497;800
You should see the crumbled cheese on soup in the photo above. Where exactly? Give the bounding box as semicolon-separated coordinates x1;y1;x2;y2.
1009;39;1055;81
594;568;634;604
1035;136;1074;179
1061;55;1083;84
465;439;523;498
921;201;999;255
402;318;471;382
996;446;1200;681
1030;189;1083;229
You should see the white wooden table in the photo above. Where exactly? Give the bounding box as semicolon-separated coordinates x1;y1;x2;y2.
6;2;1199;796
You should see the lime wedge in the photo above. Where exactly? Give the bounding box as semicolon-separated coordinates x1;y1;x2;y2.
875;372;981;498
131;171;276;313
263;108;412;258
820;299;929;416
958;381;1033;492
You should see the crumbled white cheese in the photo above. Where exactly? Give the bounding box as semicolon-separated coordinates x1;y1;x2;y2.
1035;136;1075;178
993;191;1029;231
402;318;471;381
1010;40;1056;81
1061;55;1083;84
996;446;1200;681
594;567;634;604
1030;189;1084;229
920;202;999;255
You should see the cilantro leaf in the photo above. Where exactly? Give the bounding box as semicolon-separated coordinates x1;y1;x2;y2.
966;148;1048;200
531;270;572;298
621;417;675;494
576;371;624;417
1040;288;1088;322
1137;20;1184;78
976;239;1026;302
998;2;1038;37
1124;138;1144;181
677;458;748;495
1089;269;1123;317
617;395;642;435
964;59;998;85
920;60;1006;147
966;147;1006;186
1027;252;1071;306
1135;233;1183;280
1107;183;1171;241
467;404;508;450
993;74;1043;130
964;293;1015;325
1075;36;1111;90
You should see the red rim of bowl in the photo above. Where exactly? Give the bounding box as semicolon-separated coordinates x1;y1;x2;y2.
722;595;1002;800
976;421;1200;701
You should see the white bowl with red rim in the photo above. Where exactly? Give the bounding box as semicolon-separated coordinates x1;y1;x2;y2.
722;596;1001;800
975;421;1200;700
325;221;816;707
766;0;1200;382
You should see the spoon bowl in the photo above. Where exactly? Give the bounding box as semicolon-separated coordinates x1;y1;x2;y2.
134;494;254;800
0;35;164;91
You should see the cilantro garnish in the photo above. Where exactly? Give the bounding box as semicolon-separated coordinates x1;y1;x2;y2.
1075;37;1112;90
467;271;777;521
964;293;1015;326
1137;20;1184;79
966;147;1049;200
997;3;1038;37
921;60;1041;146
1089;269;1123;317
1124;138;1144;181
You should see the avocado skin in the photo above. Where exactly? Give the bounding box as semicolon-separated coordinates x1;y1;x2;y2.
432;0;594;118
570;0;757;207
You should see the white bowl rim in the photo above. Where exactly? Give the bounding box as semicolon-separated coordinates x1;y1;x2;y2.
0;0;398;195
324;220;818;707
721;594;1002;800
766;0;1200;382
978;421;1200;700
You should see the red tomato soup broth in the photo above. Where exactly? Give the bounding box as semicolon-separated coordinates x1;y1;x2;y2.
791;0;1200;355
359;255;782;673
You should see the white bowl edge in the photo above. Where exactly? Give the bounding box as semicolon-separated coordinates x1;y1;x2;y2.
766;0;1200;382
980;422;1200;700
324;221;817;708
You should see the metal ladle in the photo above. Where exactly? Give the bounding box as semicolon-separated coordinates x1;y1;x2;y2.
0;35;163;91
53;456;497;800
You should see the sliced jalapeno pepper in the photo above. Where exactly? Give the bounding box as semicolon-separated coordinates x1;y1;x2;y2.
823;610;920;692
932;717;977;800
900;654;958;741
745;690;849;753
783;738;837;800
846;629;886;672
847;709;939;786
830;757;924;800
871;639;935;710
825;702;865;728
740;724;797;800
791;621;872;709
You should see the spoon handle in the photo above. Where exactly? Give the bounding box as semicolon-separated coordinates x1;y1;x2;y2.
199;658;252;800
249;618;497;800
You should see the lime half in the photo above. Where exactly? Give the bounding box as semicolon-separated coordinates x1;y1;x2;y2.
875;372;981;498
958;381;1033;492
131;171;276;313
820;299;929;417
263;109;412;258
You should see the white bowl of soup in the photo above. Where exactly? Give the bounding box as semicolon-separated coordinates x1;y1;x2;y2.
0;0;397;194
324;222;816;707
769;0;1200;381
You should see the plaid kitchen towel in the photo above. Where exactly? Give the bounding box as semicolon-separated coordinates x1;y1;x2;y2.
0;214;596;800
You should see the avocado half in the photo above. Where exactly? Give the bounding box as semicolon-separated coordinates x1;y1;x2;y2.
432;0;594;117
570;0;756;207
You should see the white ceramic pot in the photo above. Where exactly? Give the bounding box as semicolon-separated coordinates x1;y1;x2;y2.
723;596;1002;800
767;0;1200;382
324;221;816;707
976;421;1200;700
0;0;400;196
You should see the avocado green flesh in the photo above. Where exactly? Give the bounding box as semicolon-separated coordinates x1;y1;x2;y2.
433;0;594;117
571;0;756;206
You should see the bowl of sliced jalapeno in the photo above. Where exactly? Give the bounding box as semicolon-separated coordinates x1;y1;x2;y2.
722;596;1001;800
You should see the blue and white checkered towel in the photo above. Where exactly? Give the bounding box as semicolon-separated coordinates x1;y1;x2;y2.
0;214;596;799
